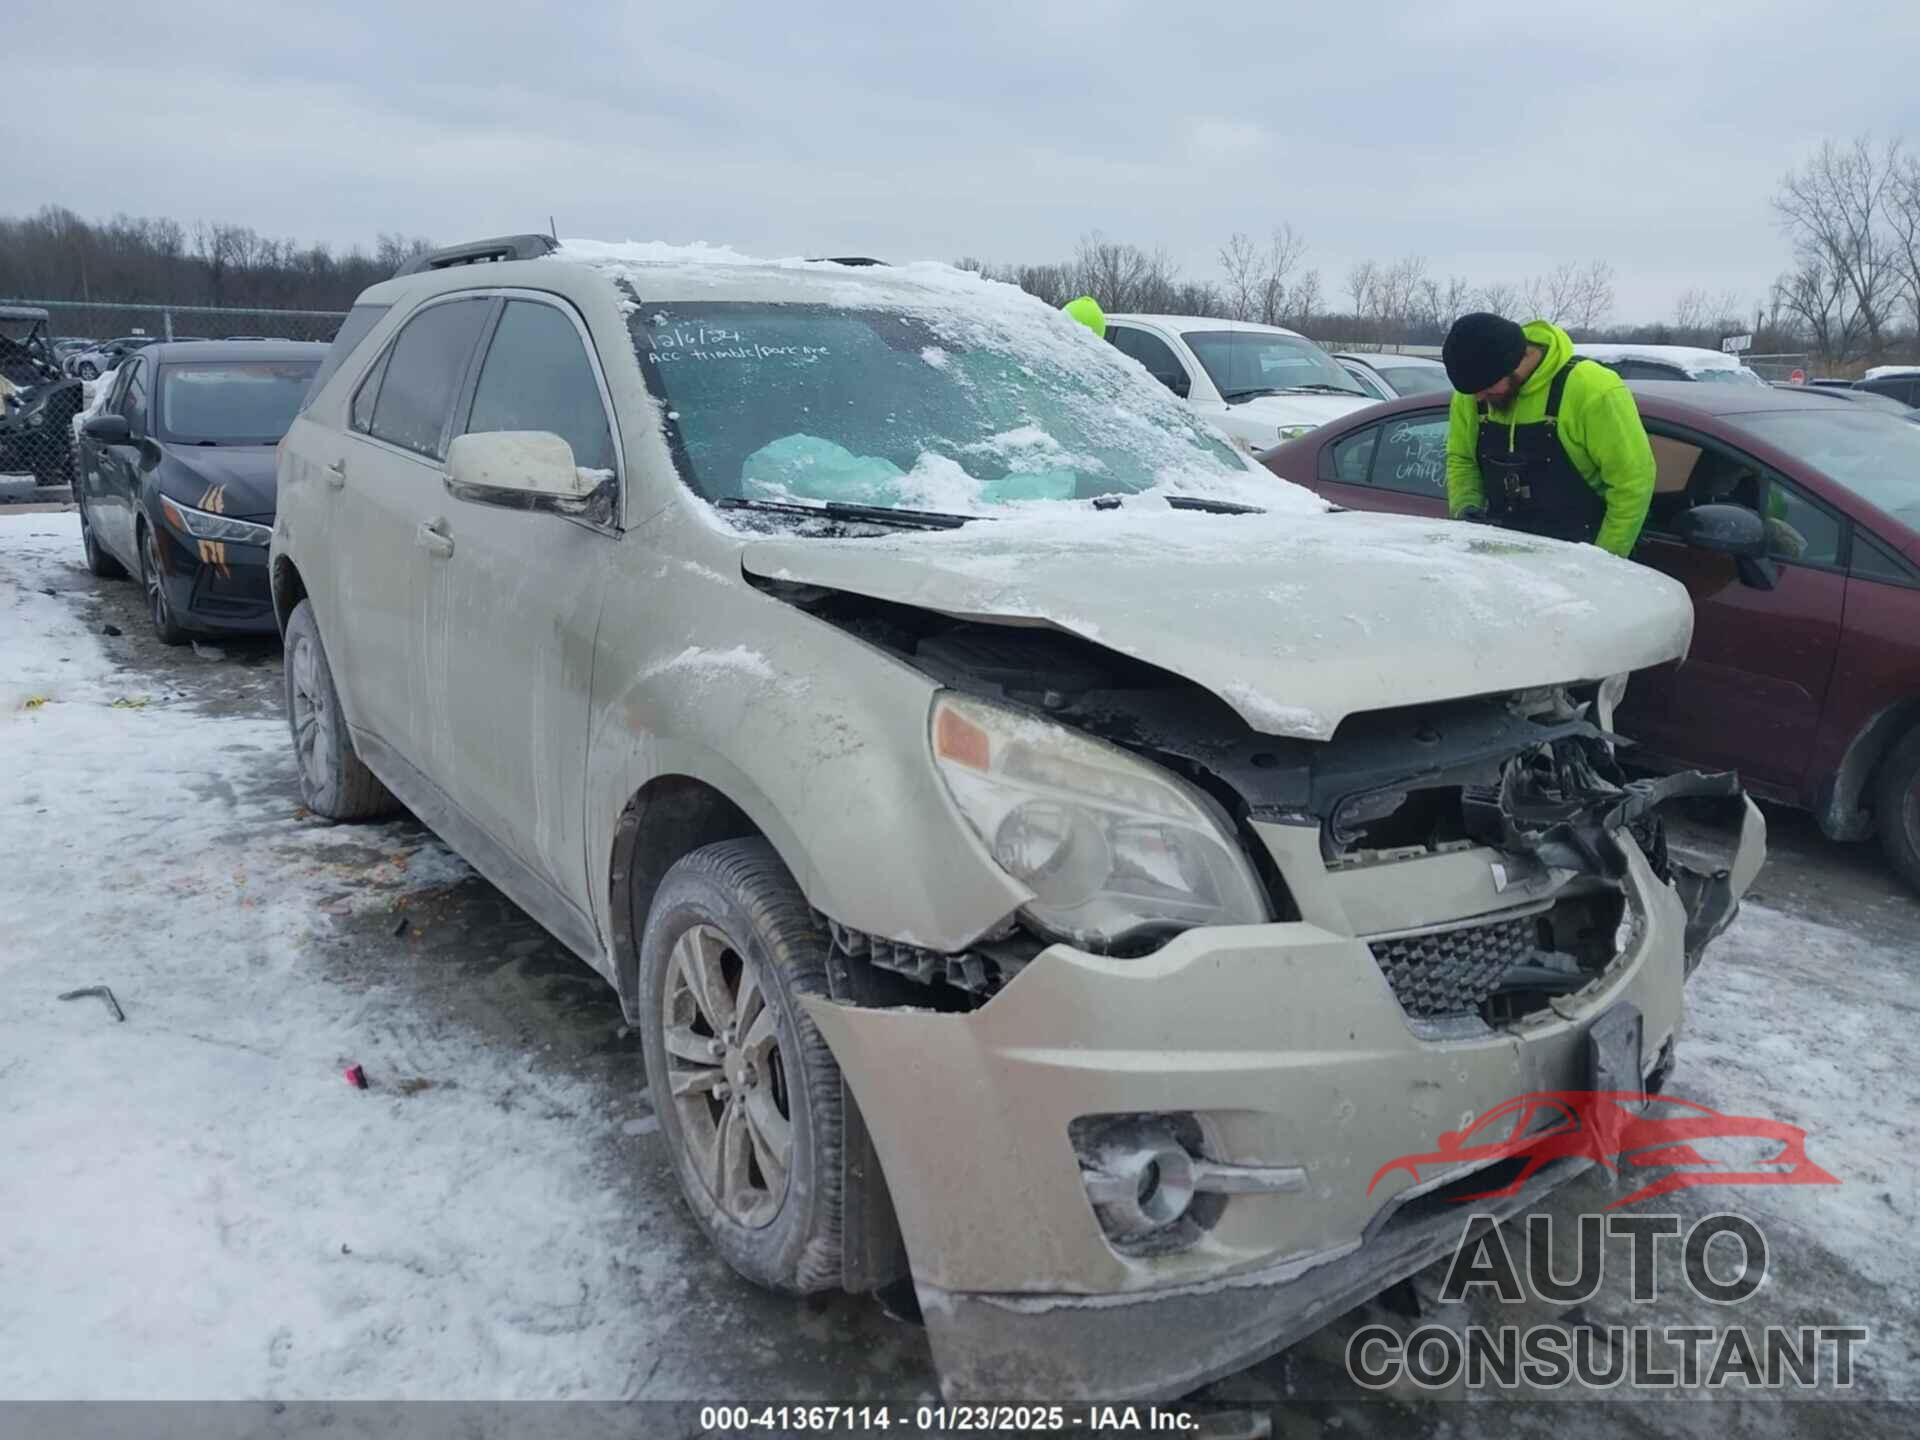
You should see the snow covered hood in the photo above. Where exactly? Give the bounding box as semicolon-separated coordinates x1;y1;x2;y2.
741;508;1695;740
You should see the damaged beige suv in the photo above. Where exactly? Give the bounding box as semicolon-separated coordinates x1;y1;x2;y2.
272;235;1765;1400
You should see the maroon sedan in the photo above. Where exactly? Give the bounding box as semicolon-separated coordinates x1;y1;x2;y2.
1263;381;1920;891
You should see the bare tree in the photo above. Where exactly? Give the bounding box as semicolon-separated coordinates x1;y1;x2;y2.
1672;287;1711;335
1889;150;1920;336
1774;257;1874;366
1476;281;1523;320
1285;269;1324;333
1217;232;1263;321
1255;224;1308;327
1774;136;1905;356
1071;232;1182;314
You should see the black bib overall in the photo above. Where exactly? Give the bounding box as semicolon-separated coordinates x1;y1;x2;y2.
1476;358;1607;545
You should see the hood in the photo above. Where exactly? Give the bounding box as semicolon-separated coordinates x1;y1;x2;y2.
1229;392;1377;428
154;444;279;521
740;507;1694;741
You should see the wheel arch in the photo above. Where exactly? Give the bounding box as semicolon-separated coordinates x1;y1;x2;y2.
1814;698;1920;841
271;554;308;638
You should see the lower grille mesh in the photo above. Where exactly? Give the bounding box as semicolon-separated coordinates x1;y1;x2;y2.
1368;915;1539;1018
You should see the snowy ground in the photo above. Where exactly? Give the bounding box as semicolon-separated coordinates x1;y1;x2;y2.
2;507;1916;1430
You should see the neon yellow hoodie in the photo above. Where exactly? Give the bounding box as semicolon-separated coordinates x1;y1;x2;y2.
1444;319;1655;557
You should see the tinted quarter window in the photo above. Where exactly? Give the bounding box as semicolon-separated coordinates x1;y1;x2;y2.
367;298;491;459
1851;531;1920;585
1372;414;1450;497
119;359;147;432
1324;426;1377;483
304;302;389;410
462;300;616;474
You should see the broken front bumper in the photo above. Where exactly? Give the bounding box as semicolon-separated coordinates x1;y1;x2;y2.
803;802;1765;1402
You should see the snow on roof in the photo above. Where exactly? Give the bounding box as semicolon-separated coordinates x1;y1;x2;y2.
1863;364;1920;381
1111;314;1309;338
1575;343;1750;372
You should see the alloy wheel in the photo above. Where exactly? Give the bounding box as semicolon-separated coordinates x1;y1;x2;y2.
287;633;338;798
662;923;793;1228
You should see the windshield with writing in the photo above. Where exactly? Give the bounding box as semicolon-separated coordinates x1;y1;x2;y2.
629;303;1250;512
1182;331;1365;398
1737;408;1920;525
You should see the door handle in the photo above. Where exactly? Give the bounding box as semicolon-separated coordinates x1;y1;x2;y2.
414;518;455;559
324;460;346;490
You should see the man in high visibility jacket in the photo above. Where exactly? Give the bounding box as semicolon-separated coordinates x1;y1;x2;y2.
1442;313;1654;557
1062;295;1107;339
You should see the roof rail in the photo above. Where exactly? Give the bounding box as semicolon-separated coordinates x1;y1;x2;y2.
395;234;560;278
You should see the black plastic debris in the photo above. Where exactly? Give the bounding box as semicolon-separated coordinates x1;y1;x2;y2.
58;986;125;1022
101;623;123;637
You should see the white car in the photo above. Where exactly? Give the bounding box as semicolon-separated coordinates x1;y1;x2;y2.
1332;350;1452;400
1104;315;1375;451
1574;344;1767;387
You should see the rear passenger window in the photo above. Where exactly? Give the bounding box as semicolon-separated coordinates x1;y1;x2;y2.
365;298;492;459
1371;415;1450;497
460;300;616;475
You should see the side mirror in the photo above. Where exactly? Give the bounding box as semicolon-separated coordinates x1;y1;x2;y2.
446;430;601;503
1158;372;1191;399
83;414;131;445
1672;502;1767;558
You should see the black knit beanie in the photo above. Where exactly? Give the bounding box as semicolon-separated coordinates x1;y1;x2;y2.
1442;313;1528;393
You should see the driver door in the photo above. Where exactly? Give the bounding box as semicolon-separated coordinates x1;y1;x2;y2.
1622;431;1845;791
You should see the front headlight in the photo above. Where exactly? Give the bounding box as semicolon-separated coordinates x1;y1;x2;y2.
159;496;272;546
931;694;1269;948
1275;424;1315;443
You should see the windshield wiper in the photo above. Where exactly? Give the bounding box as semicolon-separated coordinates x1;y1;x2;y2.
1219;387;1286;403
1093;494;1264;516
716;496;978;530
1278;384;1364;395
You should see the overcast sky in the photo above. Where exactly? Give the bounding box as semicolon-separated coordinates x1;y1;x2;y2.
16;0;1920;323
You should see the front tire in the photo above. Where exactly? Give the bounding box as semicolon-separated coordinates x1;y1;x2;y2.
638;838;844;1294
78;362;99;380
1875;728;1920;895
283;599;398;820
137;521;189;645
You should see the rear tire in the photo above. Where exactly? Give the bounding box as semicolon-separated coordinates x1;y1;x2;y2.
1874;728;1920;895
283;599;399;821
637;838;844;1294
78;491;127;579
78;362;99;380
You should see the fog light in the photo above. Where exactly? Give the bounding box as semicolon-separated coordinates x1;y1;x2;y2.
1079;1122;1196;1242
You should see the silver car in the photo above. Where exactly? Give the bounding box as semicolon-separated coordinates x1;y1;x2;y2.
272;235;1764;1401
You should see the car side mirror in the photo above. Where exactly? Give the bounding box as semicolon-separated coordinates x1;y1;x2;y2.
83;414;131;445
1158;372;1191;399
1672;502;1767;558
446;430;603;507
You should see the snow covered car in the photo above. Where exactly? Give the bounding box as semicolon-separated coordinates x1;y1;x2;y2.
1855;365;1920;409
1105;315;1376;450
75;340;325;642
0;306;85;487
1575;343;1768;387
271;235;1764;1401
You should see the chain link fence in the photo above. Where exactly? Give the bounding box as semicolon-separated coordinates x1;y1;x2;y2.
1;299;346;493
1741;352;1812;382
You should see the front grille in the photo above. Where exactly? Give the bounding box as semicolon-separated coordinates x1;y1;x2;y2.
1368;914;1539;1018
